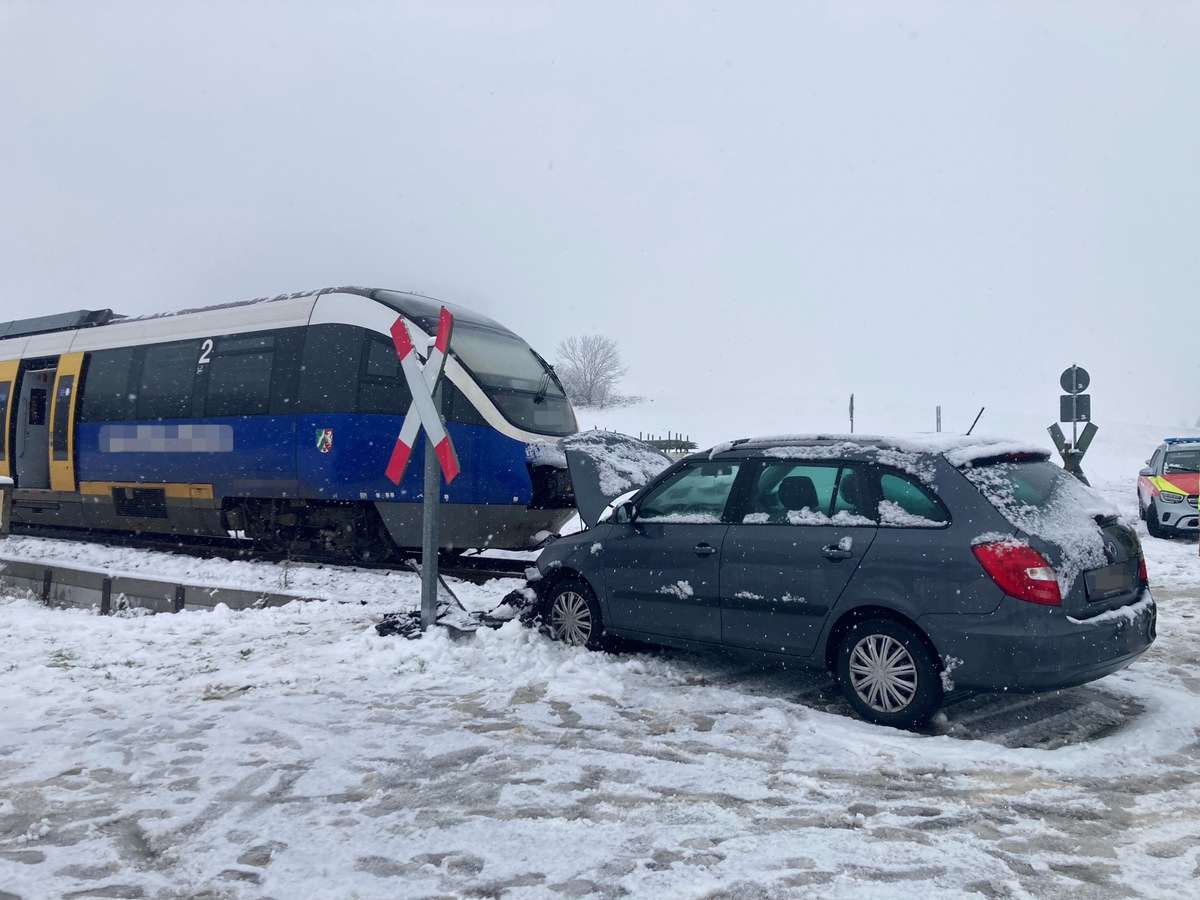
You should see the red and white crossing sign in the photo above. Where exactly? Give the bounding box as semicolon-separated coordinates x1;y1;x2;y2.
384;308;460;484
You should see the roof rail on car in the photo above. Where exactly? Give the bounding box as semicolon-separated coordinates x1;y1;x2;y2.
0;309;120;341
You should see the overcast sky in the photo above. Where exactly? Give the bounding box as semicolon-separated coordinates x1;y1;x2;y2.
2;1;1197;432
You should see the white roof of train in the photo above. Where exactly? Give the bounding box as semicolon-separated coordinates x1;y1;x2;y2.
0;287;389;361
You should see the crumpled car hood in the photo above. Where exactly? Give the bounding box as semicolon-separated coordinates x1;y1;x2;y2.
561;431;673;528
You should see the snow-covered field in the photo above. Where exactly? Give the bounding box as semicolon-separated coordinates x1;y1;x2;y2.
2;406;1198;899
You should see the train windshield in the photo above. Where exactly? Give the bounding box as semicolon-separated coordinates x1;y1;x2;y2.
451;329;561;393
374;290;577;436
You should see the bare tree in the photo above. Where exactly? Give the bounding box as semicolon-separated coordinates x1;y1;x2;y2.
555;334;629;407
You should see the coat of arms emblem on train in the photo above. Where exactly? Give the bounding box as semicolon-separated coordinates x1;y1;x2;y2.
316;428;333;453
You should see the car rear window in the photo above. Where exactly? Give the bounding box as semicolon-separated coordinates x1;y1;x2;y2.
958;458;1116;593
964;458;1066;510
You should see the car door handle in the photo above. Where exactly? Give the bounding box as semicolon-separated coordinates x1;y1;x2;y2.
693;543;717;558
821;545;853;560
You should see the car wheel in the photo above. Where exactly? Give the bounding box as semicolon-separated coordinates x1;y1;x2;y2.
545;579;606;651
1146;500;1166;538
1137;492;1146;521
837;618;943;729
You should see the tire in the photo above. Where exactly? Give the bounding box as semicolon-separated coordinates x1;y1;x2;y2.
837;618;943;729
1146;499;1167;538
544;579;606;651
1137;492;1146;521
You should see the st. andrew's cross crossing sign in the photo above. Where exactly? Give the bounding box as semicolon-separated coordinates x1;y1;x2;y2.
383;306;461;633
384;307;460;485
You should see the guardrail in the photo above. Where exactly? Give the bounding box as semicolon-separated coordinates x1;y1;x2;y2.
0;556;318;614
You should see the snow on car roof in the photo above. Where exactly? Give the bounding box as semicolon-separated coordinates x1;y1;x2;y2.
703;433;1051;468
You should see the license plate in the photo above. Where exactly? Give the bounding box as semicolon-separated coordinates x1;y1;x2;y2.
1085;561;1137;601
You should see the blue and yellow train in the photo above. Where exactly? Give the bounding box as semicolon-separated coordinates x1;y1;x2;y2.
0;287;578;559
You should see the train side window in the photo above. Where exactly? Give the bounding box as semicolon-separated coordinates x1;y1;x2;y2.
205;335;274;417
365;334;400;379
268;328;303;415
28;388;47;425
298;324;362;413
443;379;488;426
79;347;135;422
357;333;413;415
136;342;197;420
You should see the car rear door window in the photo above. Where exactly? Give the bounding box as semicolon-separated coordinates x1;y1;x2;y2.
742;462;873;525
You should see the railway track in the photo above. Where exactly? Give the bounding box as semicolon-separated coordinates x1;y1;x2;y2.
4;524;535;584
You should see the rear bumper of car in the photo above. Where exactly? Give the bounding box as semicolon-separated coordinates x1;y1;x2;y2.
918;594;1156;693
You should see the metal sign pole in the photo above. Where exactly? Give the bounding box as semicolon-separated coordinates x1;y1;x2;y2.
1052;364;1095;485
1071;364;1079;447
421;384;442;631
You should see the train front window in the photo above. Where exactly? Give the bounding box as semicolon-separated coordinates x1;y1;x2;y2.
374;290;576;436
454;328;575;436
449;329;562;394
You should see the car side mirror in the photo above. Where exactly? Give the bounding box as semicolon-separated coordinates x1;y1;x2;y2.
614;501;636;524
1139;467;1151;477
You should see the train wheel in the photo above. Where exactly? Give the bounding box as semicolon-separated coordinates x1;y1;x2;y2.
346;507;395;563
545;579;606;651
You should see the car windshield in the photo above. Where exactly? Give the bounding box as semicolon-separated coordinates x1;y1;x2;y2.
1164;450;1200;474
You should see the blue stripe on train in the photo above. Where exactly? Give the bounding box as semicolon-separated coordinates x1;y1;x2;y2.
76;415;532;505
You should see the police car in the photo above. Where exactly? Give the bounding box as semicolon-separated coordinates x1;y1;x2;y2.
1137;437;1200;538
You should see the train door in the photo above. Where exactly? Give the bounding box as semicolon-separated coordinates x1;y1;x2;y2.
0;358;16;482
16;369;54;489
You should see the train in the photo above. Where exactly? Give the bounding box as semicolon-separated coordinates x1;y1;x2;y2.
0;287;579;560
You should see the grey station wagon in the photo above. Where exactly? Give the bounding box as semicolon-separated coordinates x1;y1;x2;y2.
530;434;1156;729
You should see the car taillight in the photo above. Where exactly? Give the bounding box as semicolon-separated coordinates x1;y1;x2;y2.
1138;553;1148;585
972;541;1062;606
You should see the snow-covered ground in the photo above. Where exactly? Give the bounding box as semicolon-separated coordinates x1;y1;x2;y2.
1;407;1198;899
